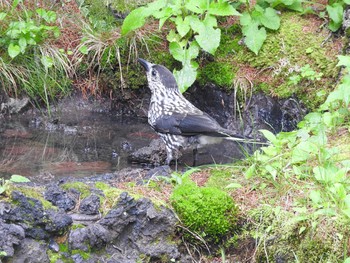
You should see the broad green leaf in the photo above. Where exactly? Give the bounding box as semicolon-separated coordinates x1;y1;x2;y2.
195;27;220;54
259;129;277;144
174;62;198;93
121;7;148;35
175;16;190;37
243;23;266;55
169;41;184;62
260;7;280;30
0;12;7;20
240;12;252;27
208;1;241;16
309;190;322;204
326;3;343;32
337;55;350;68
0;186;5;195
18;37;27;53
245;163;256;179
185;0;208;14
79;45;88;54
187;15;202;33
8;43;21;58
194;16;220;54
41;55;54;70
344;0;350;4
10;174;30;183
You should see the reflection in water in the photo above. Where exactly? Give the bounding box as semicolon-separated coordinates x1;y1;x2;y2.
0;113;152;182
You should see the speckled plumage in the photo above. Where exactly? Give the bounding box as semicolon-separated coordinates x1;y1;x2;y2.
138;58;249;165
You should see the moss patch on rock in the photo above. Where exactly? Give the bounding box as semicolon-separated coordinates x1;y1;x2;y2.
170;179;239;243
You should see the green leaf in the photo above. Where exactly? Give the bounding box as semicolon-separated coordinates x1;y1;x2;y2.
337;55;350;68
121;7;148;35
243;23;266;55
185;0;208;14
260;7;280;30
309;190;322;204
18;37;27;53
8;43;21;58
0;186;5;195
41;55;54;69
208;1;241;16
195;27;220;54
10;174;30;183
194;15;220;54
0;12;7;20
174;63;198;93
326;3;343;32
175;16;190;37
245;163;256;179
240;12;252;27
259;129;277;144
79;45;88;55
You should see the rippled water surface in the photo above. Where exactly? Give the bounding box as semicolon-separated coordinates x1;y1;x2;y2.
0;112;154;182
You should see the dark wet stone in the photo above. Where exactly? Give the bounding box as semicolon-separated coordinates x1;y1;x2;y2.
79;194;100;215
11;238;49;263
68;192;180;262
128;138;167;165
145;165;172;180
0;218;25;257
44;185;76;211
1;191;72;239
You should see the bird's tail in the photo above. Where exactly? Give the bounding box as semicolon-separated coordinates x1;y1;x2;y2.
219;130;269;145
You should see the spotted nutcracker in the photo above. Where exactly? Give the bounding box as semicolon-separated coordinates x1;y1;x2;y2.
138;58;260;166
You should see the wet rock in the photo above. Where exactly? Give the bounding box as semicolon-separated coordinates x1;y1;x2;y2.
79;194;100;215
1;191;72;239
0;219;25;257
11;238;49;263
227;93;307;138
0;97;29;114
69;224;112;251
68;192;180;262
44;185;76;211
128;138;167;165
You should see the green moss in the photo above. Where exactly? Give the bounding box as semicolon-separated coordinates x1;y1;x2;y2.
171;179;239;243
95;182;124;211
206;168;233;190
239;206;348;262
61;182;91;199
11;185;56;210
198;62;236;88
72;250;91;260
71;223;85;230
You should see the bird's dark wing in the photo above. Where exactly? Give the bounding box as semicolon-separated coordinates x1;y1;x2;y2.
152;112;230;137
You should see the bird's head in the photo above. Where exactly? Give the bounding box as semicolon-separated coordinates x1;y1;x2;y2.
138;58;179;94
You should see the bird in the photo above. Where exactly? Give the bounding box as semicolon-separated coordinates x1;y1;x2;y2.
138;58;261;166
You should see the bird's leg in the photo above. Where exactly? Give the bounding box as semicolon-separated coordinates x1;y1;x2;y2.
192;146;198;167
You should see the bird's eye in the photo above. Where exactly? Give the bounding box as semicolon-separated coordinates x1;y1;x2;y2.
151;70;156;77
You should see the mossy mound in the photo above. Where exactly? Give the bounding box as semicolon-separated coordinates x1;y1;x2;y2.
170;179;239;243
198;12;342;110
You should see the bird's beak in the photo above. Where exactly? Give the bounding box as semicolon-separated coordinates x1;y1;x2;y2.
138;58;152;72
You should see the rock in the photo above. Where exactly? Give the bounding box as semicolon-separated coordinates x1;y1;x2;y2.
79;194;100;215
68;192;180;262
0;97;29;114
44;185;76;211
11;238;49;263
0;219;25;257
128;138;167;165
1;191;72;239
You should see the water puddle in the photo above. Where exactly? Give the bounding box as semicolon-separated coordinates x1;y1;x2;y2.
0;112;154;182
